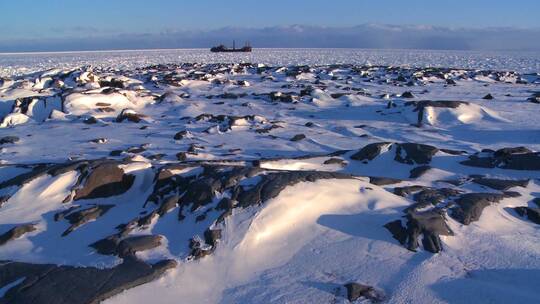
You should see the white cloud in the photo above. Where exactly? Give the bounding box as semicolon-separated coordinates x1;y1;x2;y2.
1;24;539;52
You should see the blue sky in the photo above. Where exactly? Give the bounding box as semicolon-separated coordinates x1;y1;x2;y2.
0;0;539;51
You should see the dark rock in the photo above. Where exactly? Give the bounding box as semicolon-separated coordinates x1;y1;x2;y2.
472;177;529;191
89;235;120;255
368;176;402;186
62;205;114;236
414;100;466;109
267;91;299;103
53;206;80;221
215;92;240;99
386;210;453;253
395;143;439;165
0;224;37;246
384;220;408;245
494;147;532;158
236;171;352;208
500;152;540;170
99;79;125;88
527;96;540;104
0;258;176;304
482;93;494;100
461;148;540;171
407;188;461;212
409;165;431;178
189;238;212;259
255;124;282;134
174;130;189;140
74;163;135;200
148;153;166;161
204;229;222;247
176;166;261;211
157;196;179;216
503;191;521;198
90;138;107;144
0;136;19;145
344;282;383;303
393;185;426;197
513;207;540;224
0;195;10;208
216;197;234;211
300;86;313;96
109;150;123;156
117;235;163;257
83;116;98;124
440;148;467;155
126;145;147;154
351;142;391;161
323;158;345;166
180;170;227;208
176;152;187;161
401;91;415;98
116;109;146;123
396;75;407;82
290;134;306;142
451;193;505;225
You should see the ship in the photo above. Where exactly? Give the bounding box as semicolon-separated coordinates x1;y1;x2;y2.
210;40;252;53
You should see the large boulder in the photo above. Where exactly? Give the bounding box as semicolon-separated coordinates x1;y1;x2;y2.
74;163;135;200
0;258;176;304
451;193;505;225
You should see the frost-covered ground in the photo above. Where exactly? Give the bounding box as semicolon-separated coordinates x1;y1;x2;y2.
0;49;539;304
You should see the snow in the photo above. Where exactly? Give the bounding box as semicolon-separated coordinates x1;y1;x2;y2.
0;49;539;303
0;112;30;128
64;92;137;117
106;178;409;304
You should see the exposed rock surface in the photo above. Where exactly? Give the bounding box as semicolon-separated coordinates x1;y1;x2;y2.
351;142;391;161
0;224;37;246
514;199;540;224
0;258;176;304
451;193;505;225
395;143;439;165
461;147;540;171
0;136;19;145
368;176;402;186
409;165;431;178
62;205;114;236
385;210;453;253
74;163;135;200
117;235;163;257
472;177;529;191
344;282;384;302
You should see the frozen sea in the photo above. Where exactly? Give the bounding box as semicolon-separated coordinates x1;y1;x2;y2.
1;48;540;77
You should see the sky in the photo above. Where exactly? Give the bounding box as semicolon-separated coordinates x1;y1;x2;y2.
0;0;539;52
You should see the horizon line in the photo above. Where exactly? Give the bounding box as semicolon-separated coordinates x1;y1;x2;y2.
1;46;538;56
